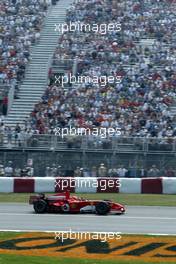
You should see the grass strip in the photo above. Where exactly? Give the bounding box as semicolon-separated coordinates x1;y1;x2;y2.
0;193;175;206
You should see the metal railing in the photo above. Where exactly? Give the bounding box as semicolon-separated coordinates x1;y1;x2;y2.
2;134;176;153
52;58;73;67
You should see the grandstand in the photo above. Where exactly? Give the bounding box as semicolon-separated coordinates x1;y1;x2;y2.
0;0;176;177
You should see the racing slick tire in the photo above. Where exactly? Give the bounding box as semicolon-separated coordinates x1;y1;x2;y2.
95;201;110;215
33;200;47;214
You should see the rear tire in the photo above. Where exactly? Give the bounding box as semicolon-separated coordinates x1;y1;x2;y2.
33;200;47;213
95;201;110;215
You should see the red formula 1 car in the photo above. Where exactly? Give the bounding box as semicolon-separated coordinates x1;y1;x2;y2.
29;191;125;215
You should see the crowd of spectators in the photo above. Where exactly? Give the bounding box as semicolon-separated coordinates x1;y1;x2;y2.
28;0;176;138
66;164;175;178
0;161;175;177
44;163;172;178
0;119;176;151
0;120;37;147
0;0;48;115
0;160;34;177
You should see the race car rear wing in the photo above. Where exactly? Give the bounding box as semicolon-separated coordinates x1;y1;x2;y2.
29;194;43;204
29;190;70;204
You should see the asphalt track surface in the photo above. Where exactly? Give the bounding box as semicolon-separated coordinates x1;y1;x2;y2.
0;203;176;235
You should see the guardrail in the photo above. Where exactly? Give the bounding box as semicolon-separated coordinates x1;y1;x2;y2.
52;58;73;68
2;134;176;153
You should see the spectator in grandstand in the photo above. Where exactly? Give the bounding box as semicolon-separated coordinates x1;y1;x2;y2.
14;123;21;146
0;93;4;115
20;168;26;177
5;126;12;145
0;122;4;145
20;164;34;177
74;166;83;177
108;168;118;177
14;166;21;177
0;164;5;176
57;165;64;177
45;166;51;177
147;165;160;177
27;134;39;147
26;165;34;177
82;167;91;177
45;165;61;177
0;116;4;125
2;95;8;116
117;165;128;177
98;163;107;177
35;30;41;44
139;167;147;178
126;165;137;178
4;161;13;177
90;166;97;177
50;163;58;177
165;167;175;177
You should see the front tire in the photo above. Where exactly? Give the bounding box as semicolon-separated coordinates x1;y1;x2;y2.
95;201;110;215
33;200;47;213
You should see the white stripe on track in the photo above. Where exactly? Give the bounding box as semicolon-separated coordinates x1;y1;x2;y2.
0;229;176;236
0;212;176;221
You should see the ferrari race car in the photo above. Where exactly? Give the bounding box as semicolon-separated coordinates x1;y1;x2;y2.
29;191;125;215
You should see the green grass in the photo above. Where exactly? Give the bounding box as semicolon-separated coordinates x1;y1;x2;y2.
0;193;175;206
0;232;21;240
0;254;174;264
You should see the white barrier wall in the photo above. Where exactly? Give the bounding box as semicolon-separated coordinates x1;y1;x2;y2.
0;177;14;193
162;177;176;194
34;177;55;193
0;177;176;194
120;178;141;193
